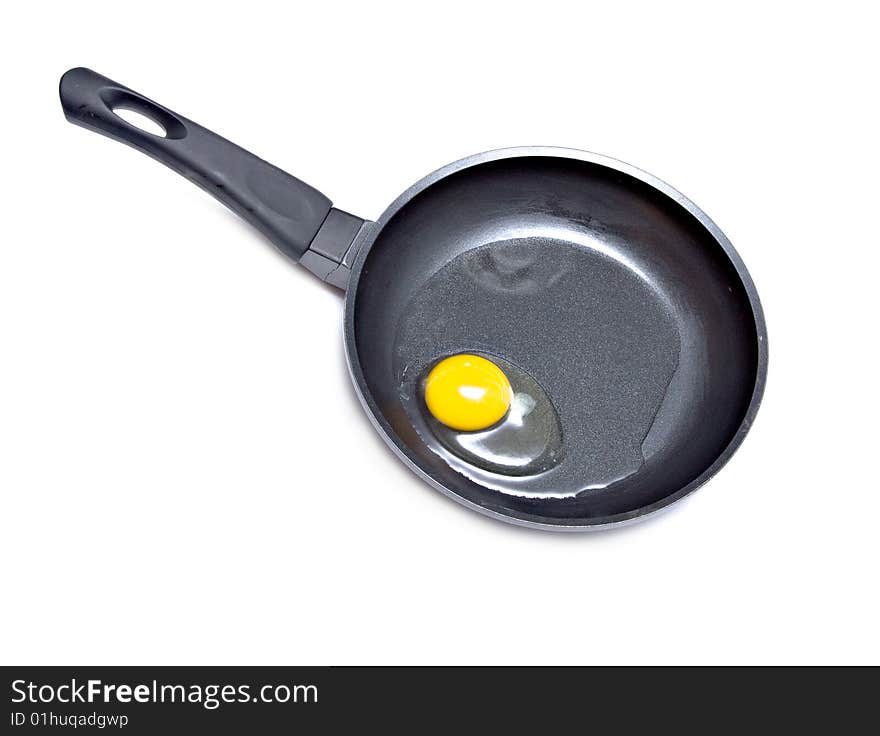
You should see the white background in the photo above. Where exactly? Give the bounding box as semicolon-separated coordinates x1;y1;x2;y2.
1;2;877;665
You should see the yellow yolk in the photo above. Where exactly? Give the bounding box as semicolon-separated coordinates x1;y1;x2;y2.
424;354;513;432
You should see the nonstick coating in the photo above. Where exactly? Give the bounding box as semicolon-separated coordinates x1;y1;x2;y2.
345;149;767;529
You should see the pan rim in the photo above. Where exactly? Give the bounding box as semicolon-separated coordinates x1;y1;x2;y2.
343;146;768;531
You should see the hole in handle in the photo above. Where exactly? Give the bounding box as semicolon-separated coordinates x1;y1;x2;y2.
112;108;167;137
100;88;187;140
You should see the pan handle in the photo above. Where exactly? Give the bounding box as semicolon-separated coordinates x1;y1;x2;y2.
59;67;336;265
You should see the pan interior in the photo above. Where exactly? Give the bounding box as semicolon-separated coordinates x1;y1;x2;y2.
351;156;761;526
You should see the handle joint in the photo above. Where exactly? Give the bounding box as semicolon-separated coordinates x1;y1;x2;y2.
299;209;370;290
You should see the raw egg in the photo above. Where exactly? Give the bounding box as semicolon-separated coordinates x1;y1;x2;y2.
424;353;513;431
418;353;563;478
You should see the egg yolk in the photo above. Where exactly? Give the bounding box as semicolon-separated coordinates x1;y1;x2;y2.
424;354;513;432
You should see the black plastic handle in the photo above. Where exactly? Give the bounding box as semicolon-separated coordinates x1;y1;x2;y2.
59;67;333;262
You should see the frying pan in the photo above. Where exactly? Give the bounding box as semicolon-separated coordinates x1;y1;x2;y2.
59;67;767;531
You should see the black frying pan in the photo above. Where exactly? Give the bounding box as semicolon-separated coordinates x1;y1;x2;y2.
60;68;767;530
